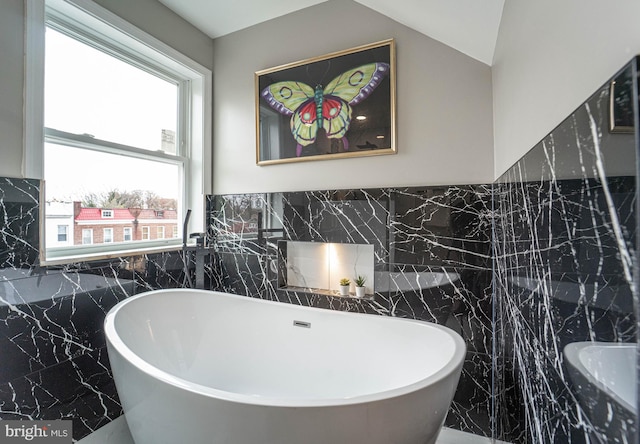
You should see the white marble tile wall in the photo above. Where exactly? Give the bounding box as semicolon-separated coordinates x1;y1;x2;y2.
286;241;374;294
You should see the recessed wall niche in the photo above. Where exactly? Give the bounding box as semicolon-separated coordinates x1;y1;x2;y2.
278;241;374;296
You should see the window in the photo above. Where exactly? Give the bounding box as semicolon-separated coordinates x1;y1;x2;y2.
157;227;165;239
142;227;150;240
29;0;211;264
156;210;165;218
82;229;93;245
44;25;180;257
57;225;67;242
172;226;178;239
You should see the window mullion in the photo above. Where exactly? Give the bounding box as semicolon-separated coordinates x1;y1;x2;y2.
44;128;186;166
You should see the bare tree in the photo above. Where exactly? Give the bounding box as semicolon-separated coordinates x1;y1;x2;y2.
80;189;175;210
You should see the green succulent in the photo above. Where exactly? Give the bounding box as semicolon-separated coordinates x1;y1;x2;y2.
339;278;351;286
354;275;366;287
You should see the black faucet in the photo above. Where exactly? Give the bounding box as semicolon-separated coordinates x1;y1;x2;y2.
181;208;213;290
181;210;194;288
182;210;212;289
191;233;213;290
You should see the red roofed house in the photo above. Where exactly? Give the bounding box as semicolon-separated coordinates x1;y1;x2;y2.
73;202;178;245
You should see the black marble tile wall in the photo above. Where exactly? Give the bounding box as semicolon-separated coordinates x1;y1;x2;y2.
0;178;40;269
208;185;495;436
2;59;638;443
493;59;638;443
0;177;194;441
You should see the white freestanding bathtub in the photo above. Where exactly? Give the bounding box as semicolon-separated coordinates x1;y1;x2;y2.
105;289;466;444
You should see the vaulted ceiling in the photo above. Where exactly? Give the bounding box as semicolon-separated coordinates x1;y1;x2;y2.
156;0;505;65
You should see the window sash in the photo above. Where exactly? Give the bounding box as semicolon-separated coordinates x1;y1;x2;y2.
44;121;188;164
42;17;187;260
44;130;186;259
27;0;211;265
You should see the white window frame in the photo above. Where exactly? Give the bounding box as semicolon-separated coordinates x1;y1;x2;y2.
102;210;113;218
82;229;93;245
103;228;114;243
123;227;132;242
142;226;150;240
157;226;165;239
25;0;211;265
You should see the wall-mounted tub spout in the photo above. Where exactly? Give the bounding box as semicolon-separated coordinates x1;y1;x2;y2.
182;209;192;249
181;208;214;290
190;233;210;290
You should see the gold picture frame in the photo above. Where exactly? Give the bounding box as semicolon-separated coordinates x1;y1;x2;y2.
255;39;396;165
609;67;634;134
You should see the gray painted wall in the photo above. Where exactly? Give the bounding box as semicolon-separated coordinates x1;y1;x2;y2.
0;0;26;178
212;0;494;194
93;0;214;71
7;0;636;190
492;0;640;178
0;0;213;180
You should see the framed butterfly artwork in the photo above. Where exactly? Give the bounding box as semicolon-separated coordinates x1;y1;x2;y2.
609;66;634;133
255;39;396;165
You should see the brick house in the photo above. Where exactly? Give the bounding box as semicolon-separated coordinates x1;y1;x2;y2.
131;208;180;241
73;202;178;245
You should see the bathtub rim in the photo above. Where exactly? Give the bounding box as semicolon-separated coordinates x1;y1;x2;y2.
105;288;466;408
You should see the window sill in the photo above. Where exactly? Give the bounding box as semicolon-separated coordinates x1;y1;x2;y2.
41;243;186;266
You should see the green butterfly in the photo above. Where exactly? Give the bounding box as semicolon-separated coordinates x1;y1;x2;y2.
261;62;389;157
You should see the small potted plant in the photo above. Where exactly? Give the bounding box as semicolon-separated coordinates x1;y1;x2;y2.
354;275;366;298
339;278;351;296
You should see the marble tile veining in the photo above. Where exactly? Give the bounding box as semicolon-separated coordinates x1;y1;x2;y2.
493;59;638;443
209;185;494;436
2;58;639;444
0;177;196;441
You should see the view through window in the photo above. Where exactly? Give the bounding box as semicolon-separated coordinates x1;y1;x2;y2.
43;25;184;259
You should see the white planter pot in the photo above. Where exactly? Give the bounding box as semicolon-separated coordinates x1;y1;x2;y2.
355;286;366;298
339;285;350;296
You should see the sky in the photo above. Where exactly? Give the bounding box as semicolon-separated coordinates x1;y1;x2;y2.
44;27;179;202
44;143;179;202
